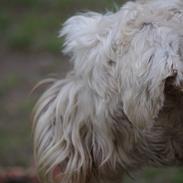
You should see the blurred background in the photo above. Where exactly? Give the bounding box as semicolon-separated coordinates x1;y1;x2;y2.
0;0;183;182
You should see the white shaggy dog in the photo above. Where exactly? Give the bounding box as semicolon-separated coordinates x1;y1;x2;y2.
33;0;183;182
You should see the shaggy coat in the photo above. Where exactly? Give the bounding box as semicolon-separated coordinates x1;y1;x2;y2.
33;0;183;182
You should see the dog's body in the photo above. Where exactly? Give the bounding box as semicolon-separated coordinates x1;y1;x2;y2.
33;0;183;182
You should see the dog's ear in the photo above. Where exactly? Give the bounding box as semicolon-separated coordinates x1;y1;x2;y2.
33;78;93;182
120;24;183;129
33;76;115;183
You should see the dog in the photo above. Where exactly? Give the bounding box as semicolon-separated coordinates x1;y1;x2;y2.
33;0;183;182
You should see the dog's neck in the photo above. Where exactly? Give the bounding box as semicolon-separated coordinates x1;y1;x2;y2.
107;86;183;172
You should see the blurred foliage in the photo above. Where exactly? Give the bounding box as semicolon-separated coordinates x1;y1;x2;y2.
0;0;123;52
124;167;183;183
0;74;22;96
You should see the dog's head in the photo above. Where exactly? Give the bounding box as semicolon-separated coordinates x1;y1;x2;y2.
33;0;183;182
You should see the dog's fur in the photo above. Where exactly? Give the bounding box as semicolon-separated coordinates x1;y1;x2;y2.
33;0;183;182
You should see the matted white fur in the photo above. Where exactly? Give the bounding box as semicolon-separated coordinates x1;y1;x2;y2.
33;0;183;182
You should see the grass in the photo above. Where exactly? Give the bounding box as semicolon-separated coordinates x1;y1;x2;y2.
0;0;124;52
0;74;23;97
123;168;183;183
0;72;34;167
0;134;32;167
0;94;34;167
0;11;11;33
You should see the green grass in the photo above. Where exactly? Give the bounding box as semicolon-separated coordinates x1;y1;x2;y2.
8;28;34;51
0;132;32;167
0;74;23;97
0;0;125;53
1;0;39;8
123;168;183;183
0;11;11;33
0;96;33;167
19;98;34;113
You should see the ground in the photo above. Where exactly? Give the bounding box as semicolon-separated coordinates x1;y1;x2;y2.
1;0;183;182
